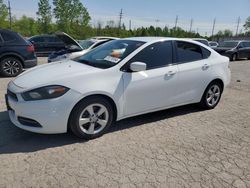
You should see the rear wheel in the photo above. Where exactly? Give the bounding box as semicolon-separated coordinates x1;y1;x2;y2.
0;57;23;77
200;82;222;109
69;97;114;139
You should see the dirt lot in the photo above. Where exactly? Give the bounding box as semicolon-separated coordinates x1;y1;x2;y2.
0;58;249;188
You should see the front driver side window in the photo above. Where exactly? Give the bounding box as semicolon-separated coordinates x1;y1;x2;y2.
127;41;173;70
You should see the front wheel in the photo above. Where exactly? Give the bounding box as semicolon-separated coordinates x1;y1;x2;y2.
69;97;114;139
200;82;222;109
230;53;237;61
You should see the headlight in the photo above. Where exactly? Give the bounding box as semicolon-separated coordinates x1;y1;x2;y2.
22;85;69;101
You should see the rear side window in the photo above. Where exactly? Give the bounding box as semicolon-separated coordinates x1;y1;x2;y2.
176;41;205;63
1;32;16;42
44;36;62;43
128;41;173;70
31;37;45;43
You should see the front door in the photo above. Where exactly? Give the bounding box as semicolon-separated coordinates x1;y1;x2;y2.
122;41;179;116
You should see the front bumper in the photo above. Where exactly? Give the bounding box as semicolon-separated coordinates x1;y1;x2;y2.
6;89;81;134
23;58;38;68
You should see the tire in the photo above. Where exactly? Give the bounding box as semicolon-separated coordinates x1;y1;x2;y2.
0;57;23;77
230;53;237;61
199;82;223;110
69;96;114;139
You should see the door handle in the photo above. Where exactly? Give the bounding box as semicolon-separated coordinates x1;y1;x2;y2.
202;64;210;70
166;71;176;76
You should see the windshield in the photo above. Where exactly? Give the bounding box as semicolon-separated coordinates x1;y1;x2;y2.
219;41;238;48
76;40;145;69
78;40;95;50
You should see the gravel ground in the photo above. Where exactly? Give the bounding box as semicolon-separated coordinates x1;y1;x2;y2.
0;58;249;188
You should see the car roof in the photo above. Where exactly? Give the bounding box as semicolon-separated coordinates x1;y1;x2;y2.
123;37;209;44
223;40;250;42
124;37;178;43
91;36;119;40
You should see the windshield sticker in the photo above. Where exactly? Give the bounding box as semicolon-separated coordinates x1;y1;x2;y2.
104;56;121;63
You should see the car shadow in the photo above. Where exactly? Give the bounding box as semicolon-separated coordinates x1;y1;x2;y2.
0;104;201;154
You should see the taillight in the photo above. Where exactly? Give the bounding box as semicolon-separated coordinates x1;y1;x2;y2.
27;45;35;52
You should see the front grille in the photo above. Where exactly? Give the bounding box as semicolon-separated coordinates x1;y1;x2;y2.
18;117;42;128
7;89;18;101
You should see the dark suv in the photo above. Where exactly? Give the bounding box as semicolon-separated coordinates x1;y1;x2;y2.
28;35;65;56
0;29;37;77
214;41;250;61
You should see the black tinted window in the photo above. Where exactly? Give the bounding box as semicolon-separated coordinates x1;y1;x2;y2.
1;32;16;42
45;36;62;43
128;41;173;70
31;37;45;43
202;47;211;58
176;41;203;63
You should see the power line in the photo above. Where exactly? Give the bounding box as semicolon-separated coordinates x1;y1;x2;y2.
236;17;241;36
8;0;12;29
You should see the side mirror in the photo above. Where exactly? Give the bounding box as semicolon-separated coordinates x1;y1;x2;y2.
130;62;147;72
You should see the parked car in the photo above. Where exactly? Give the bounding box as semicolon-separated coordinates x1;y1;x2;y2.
209;41;219;48
214;40;250;61
6;37;231;139
48;33;118;63
192;38;209;46
28;35;65;56
0;29;37;77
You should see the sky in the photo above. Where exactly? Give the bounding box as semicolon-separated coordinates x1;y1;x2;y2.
3;0;250;36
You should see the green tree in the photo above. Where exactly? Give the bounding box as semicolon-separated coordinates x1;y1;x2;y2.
0;0;8;28
13;15;38;37
37;0;52;34
244;17;250;31
53;0;91;37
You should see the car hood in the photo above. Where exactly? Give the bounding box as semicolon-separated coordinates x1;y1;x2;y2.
55;32;83;50
13;60;99;90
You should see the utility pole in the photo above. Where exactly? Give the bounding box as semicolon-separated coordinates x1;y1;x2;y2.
189;18;193;32
211;18;216;37
174;15;178;30
8;0;12;29
155;19;159;28
236;17;240;36
129;20;132;30
118;9;123;29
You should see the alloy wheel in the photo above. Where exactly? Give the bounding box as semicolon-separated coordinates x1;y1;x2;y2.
2;59;21;76
78;103;109;135
206;85;221;107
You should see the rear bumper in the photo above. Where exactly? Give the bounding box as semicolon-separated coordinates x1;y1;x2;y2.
23;58;37;68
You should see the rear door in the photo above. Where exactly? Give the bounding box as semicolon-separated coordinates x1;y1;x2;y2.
174;41;213;104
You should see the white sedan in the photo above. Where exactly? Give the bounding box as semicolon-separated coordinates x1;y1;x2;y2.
6;37;231;139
